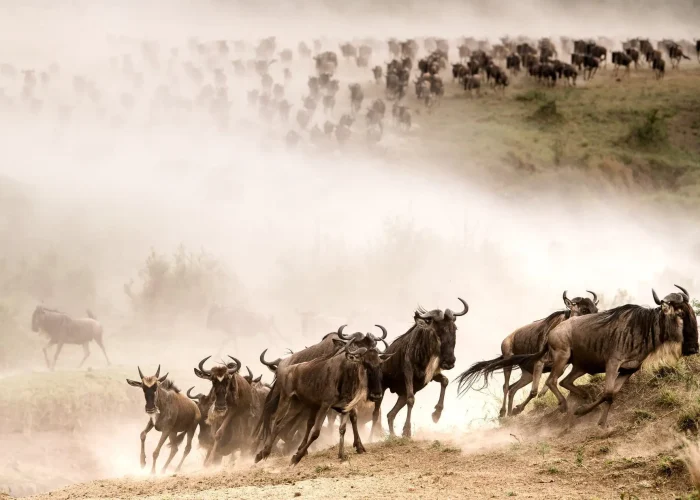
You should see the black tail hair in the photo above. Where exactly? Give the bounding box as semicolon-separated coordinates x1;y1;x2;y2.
454;348;548;397
253;381;280;443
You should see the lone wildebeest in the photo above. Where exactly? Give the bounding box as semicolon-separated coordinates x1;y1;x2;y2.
255;336;392;465
31;305;110;370
126;366;200;474
372;298;469;438
456;291;598;417
489;286;698;428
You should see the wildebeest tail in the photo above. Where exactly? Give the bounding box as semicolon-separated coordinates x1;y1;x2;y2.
86;309;97;320
455;348;549;397
253;381;280;442
454;355;503;395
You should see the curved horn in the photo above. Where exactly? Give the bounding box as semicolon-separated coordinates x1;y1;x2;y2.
138;366;145;380
453;298;469;317
260;349;282;368
186;387;202;401
586;290;599;305
346;342;367;356
675;284;690;303
336;324;353;340
228;356;241;373
158;372;169;383
374;324;388;340
378;339;389;352
254;375;262;383
246;366;254;379
198;356;212;375
563;290;569;303
155;365;161;378
652;289;663;305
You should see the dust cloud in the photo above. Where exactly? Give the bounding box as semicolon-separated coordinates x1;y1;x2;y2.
1;0;699;496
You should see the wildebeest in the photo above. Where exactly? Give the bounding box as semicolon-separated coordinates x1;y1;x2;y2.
612;51;633;77
323;94;336;115
255;336;392;464
194;355;257;466
506;54;521;74
456;291;599;417
668;43;691;68
349;83;364;115
207;304;286;354
652;55;666;79
126;366;200;474
696;40;700;62
372;299;469;438
31;306;110;370
372;65;383;84
489;286;698;428
583;55;600;80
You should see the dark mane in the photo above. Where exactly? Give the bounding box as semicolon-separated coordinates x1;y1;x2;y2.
533;309;570;327
591;303;656;329
389;322;420;346
161;379;180;393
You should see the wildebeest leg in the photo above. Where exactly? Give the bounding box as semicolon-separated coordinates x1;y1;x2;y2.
507;371;533;416
175;425;197;472
160;432;180;473
51;342;64;370
78;343;90;368
499;364;513;418
544;349;571;413
325;410;337;439
256;396;293;462
513;360;545;415
140;419;154;468
349;409;366;454
206;411;234;467
95;336;111;365
402;365;416;438
574;361;624;428
431;374;448;423
337;413;349;460
370;398;383;441
42;339;56;368
291;404;329;465
150;431;170;475
558;366;589;400
295;411;316;456
387;395;407;437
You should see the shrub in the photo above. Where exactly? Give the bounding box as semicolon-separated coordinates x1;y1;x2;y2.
656;389;682;409
677;404;700;433
625;109;668;149
124;245;233;320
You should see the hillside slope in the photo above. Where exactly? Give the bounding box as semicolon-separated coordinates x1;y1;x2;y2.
26;357;700;500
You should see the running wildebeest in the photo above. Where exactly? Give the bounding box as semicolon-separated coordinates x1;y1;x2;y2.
371;299;469;438
488;286;698;428
126;366;201;474
255;336;392;465
31;305;110;370
456;291;599;417
194;355;257;466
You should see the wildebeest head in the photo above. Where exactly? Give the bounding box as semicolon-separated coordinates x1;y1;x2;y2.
31;305;46;332
413;298;469;370
333;337;393;402
563;290;599;316
126;365;169;415
655;285;698;356
194;355;241;412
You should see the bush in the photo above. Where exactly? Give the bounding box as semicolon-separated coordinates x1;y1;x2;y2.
625;109;668;149
124;245;233;320
677;404;700;433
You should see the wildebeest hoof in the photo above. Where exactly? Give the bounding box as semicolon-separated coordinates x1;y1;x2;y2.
573;407;586;416
290;454;302;465
512;406;524;416
355;444;366;454
254;451;265;463
558;404;568;414
431;410;442;423
338;453;347;461
402;428;412;438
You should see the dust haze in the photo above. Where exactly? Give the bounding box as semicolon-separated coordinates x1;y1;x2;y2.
1;0;699;497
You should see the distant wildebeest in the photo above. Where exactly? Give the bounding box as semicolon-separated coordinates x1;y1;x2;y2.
696;40;700;61
456;291;599;417
506;54;521;74
349;83;364;115
31;305;110;370
255;336;392;465
206;304;286;355
463;74;482;97
372;65;383;84
126;366;200;474
624;48;640;69
371;299;469;438
194;355;257;466
323;94;336;115
652;55;666;79
612;51;633;77
668;43;690;68
488;286;698;428
571;53;584;71
582;55;600;80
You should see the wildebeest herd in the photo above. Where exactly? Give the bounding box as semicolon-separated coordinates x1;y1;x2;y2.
30;285;698;473
3;34;698;152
